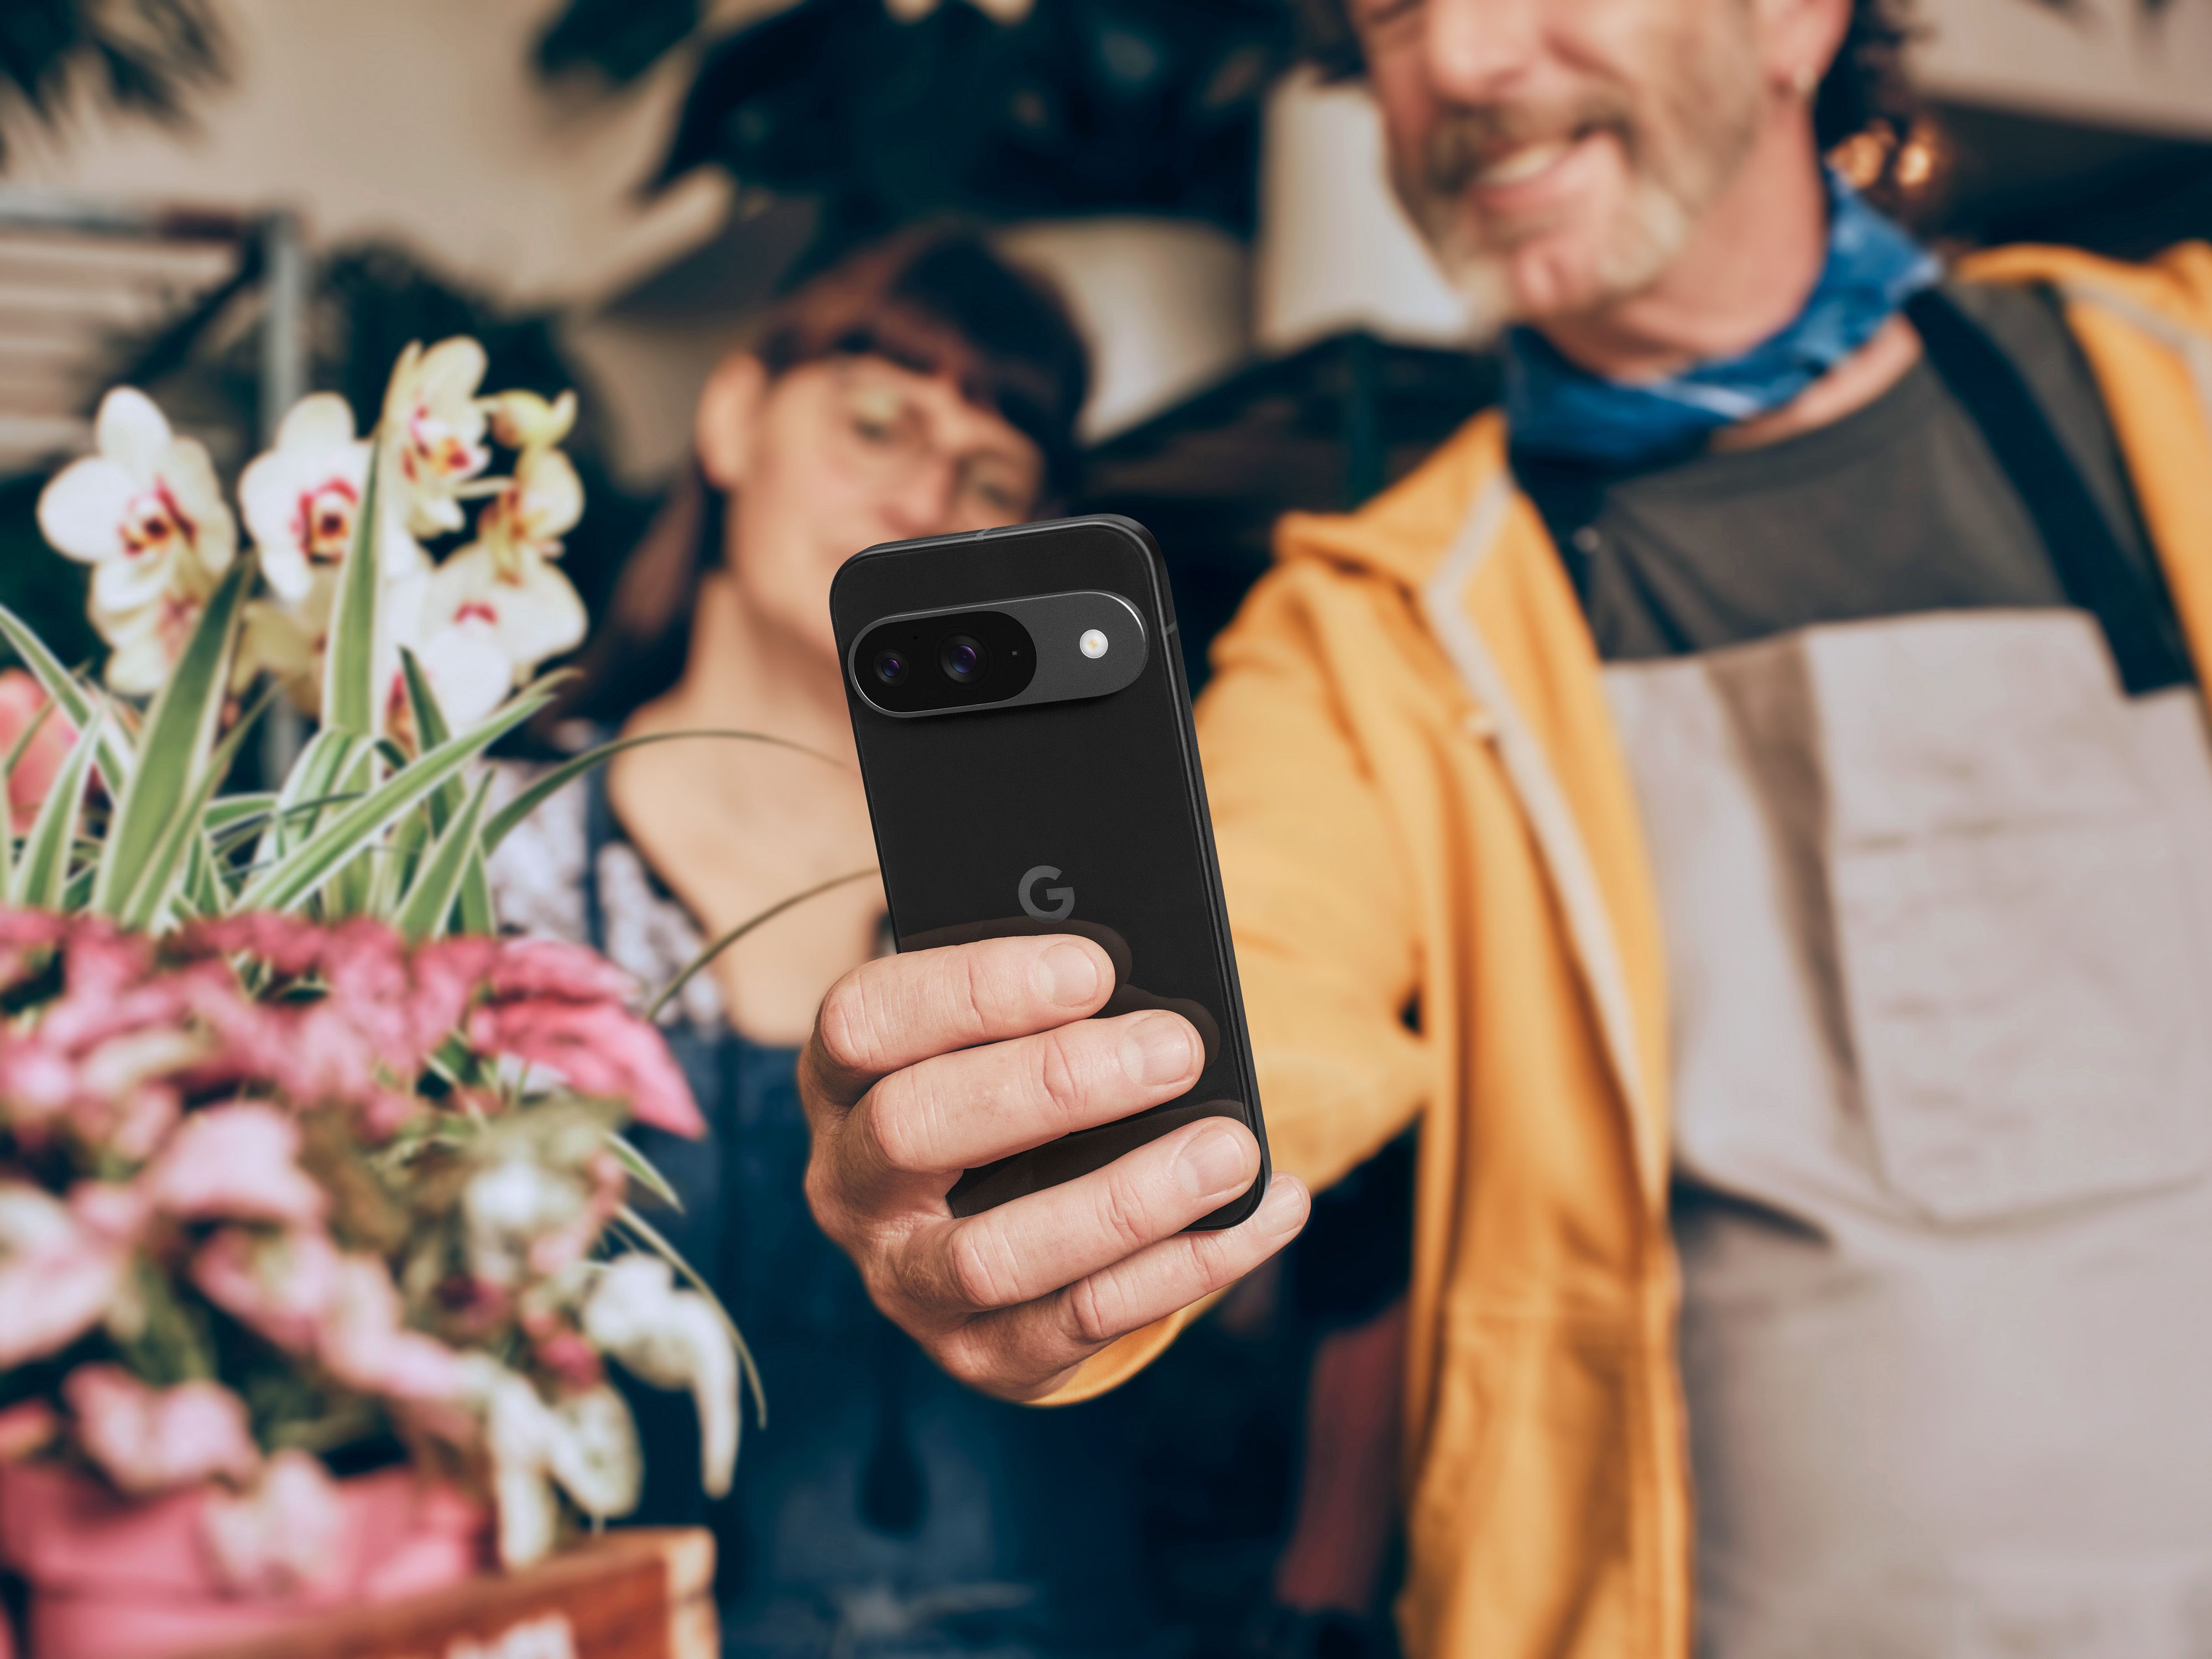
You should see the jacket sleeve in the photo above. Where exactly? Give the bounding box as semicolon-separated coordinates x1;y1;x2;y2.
1039;562;1431;1403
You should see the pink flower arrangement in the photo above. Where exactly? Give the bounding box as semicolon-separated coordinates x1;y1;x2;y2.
0;908;738;1576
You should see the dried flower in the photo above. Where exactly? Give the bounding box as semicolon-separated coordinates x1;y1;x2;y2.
583;1255;737;1500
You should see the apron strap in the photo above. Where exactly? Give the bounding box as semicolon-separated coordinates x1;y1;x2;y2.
1905;286;2192;696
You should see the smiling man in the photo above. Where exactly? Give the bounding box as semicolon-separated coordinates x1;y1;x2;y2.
797;1;2212;1654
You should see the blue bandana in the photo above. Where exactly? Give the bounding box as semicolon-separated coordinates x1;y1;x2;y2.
1502;169;1940;469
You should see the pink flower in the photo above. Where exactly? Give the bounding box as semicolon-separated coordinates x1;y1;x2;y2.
0;1182;135;1368
144;1102;326;1227
485;938;633;1006
64;1365;259;1495
192;1227;343;1353
0;1399;60;1461
470;997;702;1137
202;1448;344;1594
0;909;67;991
318;1255;472;1403
0;671;79;834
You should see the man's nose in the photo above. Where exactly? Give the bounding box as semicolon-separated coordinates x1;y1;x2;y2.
1423;0;1545;104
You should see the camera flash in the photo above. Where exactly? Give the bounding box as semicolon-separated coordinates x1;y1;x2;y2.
1079;628;1109;659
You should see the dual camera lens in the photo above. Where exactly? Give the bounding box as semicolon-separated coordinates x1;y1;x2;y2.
874;634;986;688
856;609;1035;714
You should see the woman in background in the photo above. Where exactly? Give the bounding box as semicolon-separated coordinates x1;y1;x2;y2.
491;231;1162;1657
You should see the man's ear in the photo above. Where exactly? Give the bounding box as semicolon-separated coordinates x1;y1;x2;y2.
695;353;769;492
1755;0;1853;100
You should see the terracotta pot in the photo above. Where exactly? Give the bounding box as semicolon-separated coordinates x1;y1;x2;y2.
0;1460;491;1659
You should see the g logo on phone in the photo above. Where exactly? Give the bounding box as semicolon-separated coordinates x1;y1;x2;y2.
1019;864;1074;921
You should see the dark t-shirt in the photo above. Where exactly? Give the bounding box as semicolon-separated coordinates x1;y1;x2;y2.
1512;280;2188;673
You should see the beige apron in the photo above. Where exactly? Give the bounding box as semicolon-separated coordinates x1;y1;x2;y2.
1606;608;2212;1657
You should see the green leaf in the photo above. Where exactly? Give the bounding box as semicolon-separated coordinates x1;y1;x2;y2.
233;692;550;915
12;701;105;909
118;684;274;930
398;648;463;832
480;727;837;857
603;1130;682;1212
93;560;252;917
256;729;369;870
394;770;493;942
322;440;385;735
645;868;876;1022
0;694;58;898
456;847;495;935
0;603;134;792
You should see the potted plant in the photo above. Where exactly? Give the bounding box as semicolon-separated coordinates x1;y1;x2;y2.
0;341;757;1658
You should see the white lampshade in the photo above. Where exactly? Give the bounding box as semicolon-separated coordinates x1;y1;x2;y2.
1254;68;1472;354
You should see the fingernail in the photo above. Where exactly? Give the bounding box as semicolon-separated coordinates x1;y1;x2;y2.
1037;942;1100;1006
1173;1123;1253;1198
1254;1173;1310;1233
1120;1014;1197;1086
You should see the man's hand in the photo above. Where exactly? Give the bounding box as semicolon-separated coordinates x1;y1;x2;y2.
800;934;1310;1401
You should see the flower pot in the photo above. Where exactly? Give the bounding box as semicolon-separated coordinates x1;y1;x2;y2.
0;1460;491;1659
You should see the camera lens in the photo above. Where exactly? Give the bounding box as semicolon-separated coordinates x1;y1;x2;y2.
939;634;987;685
873;648;910;686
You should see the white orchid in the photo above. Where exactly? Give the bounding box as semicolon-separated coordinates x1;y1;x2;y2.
471;1359;644;1568
38;389;236;614
238;394;369;603
582;1254;737;1500
383;337;492;538
478;444;583;570
382;540;584;734
486;389;576;455
37;389;239;692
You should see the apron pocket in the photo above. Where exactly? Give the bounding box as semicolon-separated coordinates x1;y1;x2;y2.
1832;812;2211;1223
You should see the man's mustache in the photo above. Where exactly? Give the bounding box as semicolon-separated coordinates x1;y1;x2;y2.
1420;98;1635;198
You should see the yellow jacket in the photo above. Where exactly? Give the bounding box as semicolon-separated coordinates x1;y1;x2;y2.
1048;243;2212;1656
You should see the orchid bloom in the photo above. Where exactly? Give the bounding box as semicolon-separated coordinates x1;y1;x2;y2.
384;338;492;538
486;389;576;454
0;1183;135;1368
425;540;586;695
0;670;78;833
238;394;369;602
582;1255;738;1499
63;1365;260;1495
36;388;236;618
202;1448;345;1594
471;1359;643;1567
477;444;583;572
143;1102;327;1227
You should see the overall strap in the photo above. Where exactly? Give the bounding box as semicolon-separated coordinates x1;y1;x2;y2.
1905;286;2193;695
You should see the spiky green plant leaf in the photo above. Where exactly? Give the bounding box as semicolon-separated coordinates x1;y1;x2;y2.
481;728;832;857
92;560;251;916
394;770;493;942
646;867;875;1022
233;692;549;915
118;684;273;930
603;1131;682;1212
322;440;385;737
12;702;105;909
0;603;134;791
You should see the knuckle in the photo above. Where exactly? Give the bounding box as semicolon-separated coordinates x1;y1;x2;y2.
945;1223;1019;1311
1089;1168;1160;1259
1059;1272;1125;1348
858;1081;930;1177
813;973;880;1077
1030;1026;1092;1126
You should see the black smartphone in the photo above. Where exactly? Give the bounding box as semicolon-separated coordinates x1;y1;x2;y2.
830;514;1269;1229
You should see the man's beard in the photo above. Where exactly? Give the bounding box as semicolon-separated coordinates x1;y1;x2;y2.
1391;25;1764;338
